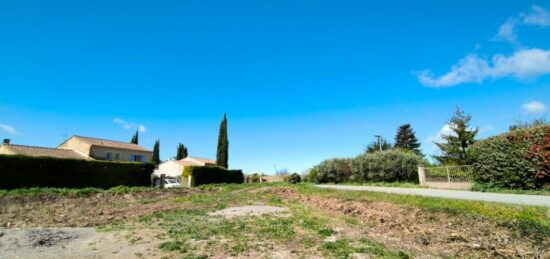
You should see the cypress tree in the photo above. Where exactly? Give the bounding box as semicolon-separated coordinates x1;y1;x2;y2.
434;106;478;165
130;131;139;144
176;143;188;160
216;113;229;168
152;139;160;165
394;124;421;154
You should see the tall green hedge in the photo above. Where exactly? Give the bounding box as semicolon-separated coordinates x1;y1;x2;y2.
470;125;550;190
185;166;244;186
312;149;424;184
0;155;154;189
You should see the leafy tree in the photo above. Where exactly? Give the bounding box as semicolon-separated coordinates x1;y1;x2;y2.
216;113;229;168
394;124;421;154
364;137;392;153
130;131;139;144
152;140;160;165
434;106;478;165
176;143;188;160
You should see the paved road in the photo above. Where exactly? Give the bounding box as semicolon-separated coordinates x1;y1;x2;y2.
316;185;550;207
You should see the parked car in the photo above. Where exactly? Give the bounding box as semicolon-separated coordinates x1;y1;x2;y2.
154;178;182;188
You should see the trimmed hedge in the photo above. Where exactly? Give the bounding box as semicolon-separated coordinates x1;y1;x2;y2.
185;166;244;186
470;125;550;190
0;155;154;189
312;149;424;184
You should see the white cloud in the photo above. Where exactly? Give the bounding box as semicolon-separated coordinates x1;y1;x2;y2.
0;124;18;135
522;100;547;114
522;5;550;27
425;124;453;143
113;118;147;133
495;18;519;43
417;48;550;87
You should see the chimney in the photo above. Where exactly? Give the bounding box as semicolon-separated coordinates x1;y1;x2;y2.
3;139;10;145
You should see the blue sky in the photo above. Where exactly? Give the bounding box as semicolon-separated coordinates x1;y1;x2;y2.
1;1;549;173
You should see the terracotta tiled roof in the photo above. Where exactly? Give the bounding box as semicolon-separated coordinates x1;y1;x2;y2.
187;157;216;164
174;157;216;166
1;144;90;160
73;136;151;152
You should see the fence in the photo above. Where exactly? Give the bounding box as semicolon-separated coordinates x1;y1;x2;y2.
418;165;474;190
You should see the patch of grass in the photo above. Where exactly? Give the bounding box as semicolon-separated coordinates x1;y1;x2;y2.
472;183;550;196
328;182;428;188
159;240;185;252
320;239;410;259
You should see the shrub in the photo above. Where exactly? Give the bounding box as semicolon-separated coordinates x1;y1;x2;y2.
287;173;301;184
353;149;424;183
185;166;244;186
313;158;353;183
249;173;262;183
0;155;153;189
470;125;550;190
312;150;424;184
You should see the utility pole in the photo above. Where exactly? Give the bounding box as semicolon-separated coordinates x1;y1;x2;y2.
375;135;382;151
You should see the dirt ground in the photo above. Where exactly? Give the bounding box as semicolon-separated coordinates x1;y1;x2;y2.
0;189;204;228
0;186;548;258
269;187;550;258
0;227;176;259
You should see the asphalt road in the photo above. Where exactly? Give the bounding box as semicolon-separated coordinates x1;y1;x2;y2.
316;185;550;207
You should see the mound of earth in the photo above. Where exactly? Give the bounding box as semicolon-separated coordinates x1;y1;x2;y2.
209;205;288;218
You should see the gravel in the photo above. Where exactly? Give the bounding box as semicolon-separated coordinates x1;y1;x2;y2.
208;205;288;218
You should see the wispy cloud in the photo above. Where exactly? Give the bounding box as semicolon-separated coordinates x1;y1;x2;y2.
113;118;147;133
495;5;550;44
417;48;550;87
521;100;547;114
522;5;550;27
495;18;519;44
0;124;18;135
417;5;550;87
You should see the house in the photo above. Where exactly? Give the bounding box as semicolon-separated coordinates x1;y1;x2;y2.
153;157;216;181
58;136;152;162
0;136;152;162
0;139;90;160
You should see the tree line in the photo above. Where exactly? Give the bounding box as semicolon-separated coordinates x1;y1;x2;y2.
128;113;229;168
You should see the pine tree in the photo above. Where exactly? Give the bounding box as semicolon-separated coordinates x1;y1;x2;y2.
394;124;421;154
176;143;188;160
434;106;478;165
216;113;229;168
364;137;392;153
152;140;160;165
130;131;139;144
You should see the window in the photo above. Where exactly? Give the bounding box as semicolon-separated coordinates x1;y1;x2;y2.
134;155;142;162
115;153;120;160
106;152;112;160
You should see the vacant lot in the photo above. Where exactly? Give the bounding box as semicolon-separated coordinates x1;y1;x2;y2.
1;184;549;258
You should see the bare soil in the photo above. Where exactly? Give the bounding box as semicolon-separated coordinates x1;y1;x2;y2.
0;189;204;228
208;205;288;218
269;187;550;258
0;227;176;259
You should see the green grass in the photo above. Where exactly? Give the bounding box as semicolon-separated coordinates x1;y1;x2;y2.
319;239;410;259
325;182;428;188
471;183;550;196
